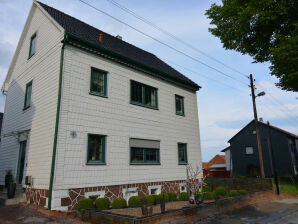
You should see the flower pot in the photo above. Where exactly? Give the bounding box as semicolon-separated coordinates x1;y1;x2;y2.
5;174;13;188
7;183;16;199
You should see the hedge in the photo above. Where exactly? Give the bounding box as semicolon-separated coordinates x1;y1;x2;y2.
77;198;94;212
112;198;127;209
143;195;155;205
179;192;189;201
167;192;178;202
128;196;141;208
95;198;110;211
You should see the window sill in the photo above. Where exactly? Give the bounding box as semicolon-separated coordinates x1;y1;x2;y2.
27;53;35;60
86;161;106;165
178;162;188;165
130;101;158;110
176;112;185;117
89;91;107;98
23;106;31;111
130;162;161;165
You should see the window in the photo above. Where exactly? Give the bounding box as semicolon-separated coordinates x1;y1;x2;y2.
29;33;36;58
87;134;106;164
129;138;160;164
178;143;188;164
90;67;107;97
130;80;158;109
245;147;254;155
24;81;32;109
175;95;184;116
179;183;187;193
148;185;161;195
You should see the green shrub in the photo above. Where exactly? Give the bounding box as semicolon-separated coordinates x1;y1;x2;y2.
195;194;202;200
202;192;215;200
112;198;127;209
238;190;248;195
128;196;141;208
167;192;178;202
229;190;240;197
214;187;227;198
95;198;110;211
155;194;169;204
202;185;212;192
179;192;189;201
77;198;94;212
143;195;155;205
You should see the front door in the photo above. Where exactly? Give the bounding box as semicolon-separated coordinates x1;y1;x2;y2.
17;141;27;184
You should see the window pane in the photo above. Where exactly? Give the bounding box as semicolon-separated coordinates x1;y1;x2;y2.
131;148;144;162
89;135;103;161
178;144;187;163
131;81;143;104
246;147;253;154
91;70;105;94
25;82;32;108
146;148;158;162
176;95;184;114
144;86;156;107
29;34;36;57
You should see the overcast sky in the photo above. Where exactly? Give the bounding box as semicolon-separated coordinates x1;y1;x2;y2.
1;0;297;162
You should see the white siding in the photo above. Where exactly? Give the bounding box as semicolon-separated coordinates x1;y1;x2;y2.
54;45;202;190
0;4;64;189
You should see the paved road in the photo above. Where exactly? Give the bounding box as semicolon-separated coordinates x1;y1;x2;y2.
198;198;298;224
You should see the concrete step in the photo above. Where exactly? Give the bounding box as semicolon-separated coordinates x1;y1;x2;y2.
0;193;26;206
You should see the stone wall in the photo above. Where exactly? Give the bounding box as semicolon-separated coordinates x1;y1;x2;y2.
206;178;273;192
25;188;49;208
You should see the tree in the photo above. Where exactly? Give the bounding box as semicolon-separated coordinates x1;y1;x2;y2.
205;0;298;91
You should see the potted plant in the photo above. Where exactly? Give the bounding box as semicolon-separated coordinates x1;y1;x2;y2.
7;175;16;199
5;170;13;189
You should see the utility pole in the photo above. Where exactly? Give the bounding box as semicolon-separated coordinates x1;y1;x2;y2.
250;74;265;178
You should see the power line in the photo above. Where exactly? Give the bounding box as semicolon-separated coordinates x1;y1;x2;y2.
78;0;249;86
105;0;249;79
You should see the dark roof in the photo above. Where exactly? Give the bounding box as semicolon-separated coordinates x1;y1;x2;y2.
221;146;230;152
37;2;200;90
228;120;298;142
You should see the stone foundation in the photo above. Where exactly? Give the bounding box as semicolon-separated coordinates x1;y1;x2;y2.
25;188;49;208
61;180;185;211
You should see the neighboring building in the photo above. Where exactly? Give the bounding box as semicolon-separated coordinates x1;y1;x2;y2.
203;155;226;171
228;120;298;177
0;2;202;211
221;146;232;171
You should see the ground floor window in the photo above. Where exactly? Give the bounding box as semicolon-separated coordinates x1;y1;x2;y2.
129;138;160;164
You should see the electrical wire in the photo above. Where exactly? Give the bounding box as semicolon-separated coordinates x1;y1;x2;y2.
78;0;249;86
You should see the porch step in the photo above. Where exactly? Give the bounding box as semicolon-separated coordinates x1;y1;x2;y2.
0;193;26;206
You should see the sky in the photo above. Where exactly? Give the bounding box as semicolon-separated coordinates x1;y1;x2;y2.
0;0;297;162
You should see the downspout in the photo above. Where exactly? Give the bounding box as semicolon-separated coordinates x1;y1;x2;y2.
48;36;66;210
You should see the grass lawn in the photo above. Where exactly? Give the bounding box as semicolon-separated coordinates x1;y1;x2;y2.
277;184;298;195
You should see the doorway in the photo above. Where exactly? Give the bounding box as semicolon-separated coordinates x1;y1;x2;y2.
17;141;27;184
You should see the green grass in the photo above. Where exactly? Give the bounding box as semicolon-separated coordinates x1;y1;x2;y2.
278;184;298;195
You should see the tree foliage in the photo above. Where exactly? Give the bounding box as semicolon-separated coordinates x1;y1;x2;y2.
205;0;298;91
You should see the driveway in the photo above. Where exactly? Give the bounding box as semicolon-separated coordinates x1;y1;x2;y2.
198;198;298;224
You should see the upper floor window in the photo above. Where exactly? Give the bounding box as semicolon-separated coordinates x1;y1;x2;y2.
130;138;160;164
24;81;32;109
87;134;106;164
28;33;36;58
245;147;254;155
175;95;184;116
90;67;107;97
130;80;158;109
178;143;188;164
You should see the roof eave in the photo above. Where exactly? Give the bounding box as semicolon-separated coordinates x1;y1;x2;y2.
64;33;201;92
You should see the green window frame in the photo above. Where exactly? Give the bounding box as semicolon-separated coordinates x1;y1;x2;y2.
175;94;184;116
130;80;158;109
87;134;106;165
23;81;32;110
28;33;37;59
90;67;108;97
178;143;188;165
130;147;160;165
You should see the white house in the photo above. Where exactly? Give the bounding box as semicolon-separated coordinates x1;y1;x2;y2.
0;1;202;211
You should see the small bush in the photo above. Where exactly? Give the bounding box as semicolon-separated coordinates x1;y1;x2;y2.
195;194;202;200
155;194;169;204
167;192;178;202
202;192;215;200
202;185;212;192
214;187;227;198
143;195;155;205
238;190;248;195
112;197;127;209
128;196;141;208
229;190;240;197
179;192;189;201
77;198;94;212
95;198;110;211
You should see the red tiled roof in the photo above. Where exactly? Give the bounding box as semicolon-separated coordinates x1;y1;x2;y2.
203;155;226;170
